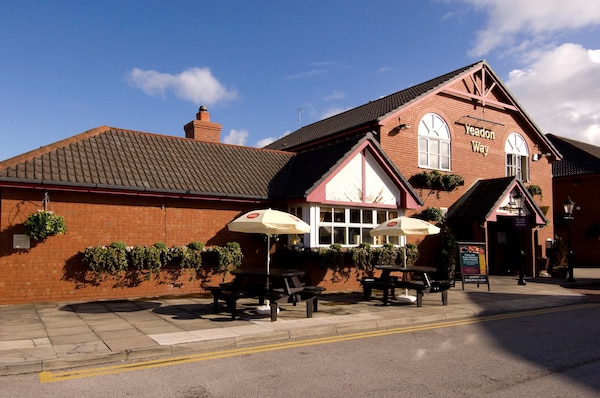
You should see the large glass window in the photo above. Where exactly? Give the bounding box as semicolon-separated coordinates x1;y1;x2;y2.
317;207;398;246
418;113;451;170
505;133;529;181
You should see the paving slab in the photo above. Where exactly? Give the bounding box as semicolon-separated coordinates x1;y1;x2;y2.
0;270;598;375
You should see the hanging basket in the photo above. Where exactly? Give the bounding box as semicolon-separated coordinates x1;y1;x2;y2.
24;210;67;241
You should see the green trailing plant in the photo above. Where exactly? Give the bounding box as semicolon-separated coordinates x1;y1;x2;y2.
82;246;108;276
351;242;374;275
549;236;568;273
104;241;128;275
376;243;398;266
180;242;204;271
411;170;464;191
142;242;168;277
414;207;444;223
527;184;543;200
440;227;458;280
24;210;67;241
214;242;243;281
128;245;146;270
400;243;419;267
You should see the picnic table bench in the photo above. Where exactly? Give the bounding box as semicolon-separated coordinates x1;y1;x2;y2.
360;265;451;307
207;269;325;321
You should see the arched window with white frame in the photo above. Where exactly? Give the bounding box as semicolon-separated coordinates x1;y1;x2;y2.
418;113;451;170
505;132;529;181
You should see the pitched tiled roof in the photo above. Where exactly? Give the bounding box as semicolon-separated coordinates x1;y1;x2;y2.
546;134;600;177
447;177;516;221
0;127;295;200
265;61;483;151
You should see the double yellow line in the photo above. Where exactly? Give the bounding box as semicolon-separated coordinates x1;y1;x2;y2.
39;303;596;383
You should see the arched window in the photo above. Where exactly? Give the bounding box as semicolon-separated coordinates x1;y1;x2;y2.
505;133;529;181
418;113;451;170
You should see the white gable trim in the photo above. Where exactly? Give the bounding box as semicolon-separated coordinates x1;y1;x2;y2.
307;147;401;207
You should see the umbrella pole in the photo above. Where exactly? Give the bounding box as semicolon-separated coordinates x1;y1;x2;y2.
266;234;271;293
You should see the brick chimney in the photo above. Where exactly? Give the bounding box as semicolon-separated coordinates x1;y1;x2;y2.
184;106;222;143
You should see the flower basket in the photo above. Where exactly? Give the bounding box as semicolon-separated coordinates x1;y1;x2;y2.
24;210;67;241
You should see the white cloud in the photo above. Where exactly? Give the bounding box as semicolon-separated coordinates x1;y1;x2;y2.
256;137;276;148
283;70;323;80
127;67;238;105
463;0;600;57
506;43;600;144
324;90;346;101
222;129;248;146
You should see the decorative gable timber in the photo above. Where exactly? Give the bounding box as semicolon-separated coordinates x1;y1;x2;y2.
305;136;422;209
441;63;518;111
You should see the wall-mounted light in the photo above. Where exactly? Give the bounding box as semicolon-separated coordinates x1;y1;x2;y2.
532;153;551;162
398;123;411;130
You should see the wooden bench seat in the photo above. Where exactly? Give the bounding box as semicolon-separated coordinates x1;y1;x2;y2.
268;286;324;321
360;277;451;307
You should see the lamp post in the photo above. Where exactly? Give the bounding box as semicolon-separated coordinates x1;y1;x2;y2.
512;192;526;285
563;196;575;282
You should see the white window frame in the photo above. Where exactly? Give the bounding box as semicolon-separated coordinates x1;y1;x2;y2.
418;113;451;171
505;133;529;181
316;206;399;247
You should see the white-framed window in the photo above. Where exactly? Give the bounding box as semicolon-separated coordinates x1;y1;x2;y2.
288;206;305;246
418;113;451;170
505;133;529;181
317;207;399;246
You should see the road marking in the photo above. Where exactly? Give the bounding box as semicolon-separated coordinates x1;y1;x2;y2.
39;302;597;383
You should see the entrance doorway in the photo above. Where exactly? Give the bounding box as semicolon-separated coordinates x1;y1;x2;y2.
488;216;531;275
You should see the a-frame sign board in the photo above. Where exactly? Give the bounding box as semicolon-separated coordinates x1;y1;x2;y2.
458;242;490;291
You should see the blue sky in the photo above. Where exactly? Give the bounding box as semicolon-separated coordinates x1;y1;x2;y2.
1;0;600;161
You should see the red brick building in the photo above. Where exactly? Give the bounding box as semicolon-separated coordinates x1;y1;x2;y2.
546;134;600;269
0;61;560;304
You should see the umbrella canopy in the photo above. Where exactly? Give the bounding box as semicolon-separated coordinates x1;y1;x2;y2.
369;216;440;237
369;216;440;302
228;208;311;314
228;208;310;236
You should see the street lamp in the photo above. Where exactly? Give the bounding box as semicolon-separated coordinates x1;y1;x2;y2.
512;192;526;285
563;196;575;282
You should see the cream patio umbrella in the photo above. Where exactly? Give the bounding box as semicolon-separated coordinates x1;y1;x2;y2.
369;216;441;302
227;208;311;313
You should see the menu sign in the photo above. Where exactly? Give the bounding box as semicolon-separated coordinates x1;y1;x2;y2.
458;242;490;291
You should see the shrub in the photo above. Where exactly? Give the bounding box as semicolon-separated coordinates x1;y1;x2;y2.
24;210;67;241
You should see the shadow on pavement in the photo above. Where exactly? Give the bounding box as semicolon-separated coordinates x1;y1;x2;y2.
60;300;162;313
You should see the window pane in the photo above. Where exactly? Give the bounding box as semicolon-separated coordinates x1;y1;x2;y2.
377;211;387;223
521;156;529;181
441;155;450;170
389;211;398;219
362;229;373;244
389;236;399;245
350;209;361;223
320;208;331;222
333;208;345;222
333;227;346;244
363;210;373;224
441;141;450;155
318;227;331;245
349;227;361;245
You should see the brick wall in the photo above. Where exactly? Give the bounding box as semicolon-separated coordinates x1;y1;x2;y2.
0;188;269;304
553;174;600;267
378;89;555;271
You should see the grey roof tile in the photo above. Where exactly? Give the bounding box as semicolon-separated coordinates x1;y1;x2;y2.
546;134;600;177
265;61;482;151
0;128;295;200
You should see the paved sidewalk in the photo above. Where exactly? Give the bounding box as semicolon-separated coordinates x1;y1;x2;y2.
1;269;599;376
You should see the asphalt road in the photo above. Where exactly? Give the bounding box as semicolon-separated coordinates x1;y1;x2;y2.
2;303;599;398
